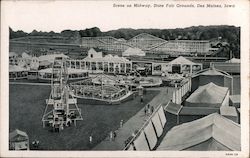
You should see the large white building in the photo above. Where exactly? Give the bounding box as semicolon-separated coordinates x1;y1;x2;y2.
67;49;132;74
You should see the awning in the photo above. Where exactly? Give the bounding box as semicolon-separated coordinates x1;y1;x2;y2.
229;95;240;108
143;121;158;150
165;102;183;115
133;131;150;151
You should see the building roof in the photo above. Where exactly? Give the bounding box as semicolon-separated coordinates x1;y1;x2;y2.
157;113;240;151
210;62;240;74
226;58;240;63
229;95;240;108
220;104;238;117
186;82;228;105
83;54;130;63
9;129;28;141
88;48;101;54
165;102;183;115
168;56;196;65
199;68;225;76
92;74;119;85
180;107;220;115
122;48;145;57
22;52;31;59
9;65;29;72
9;52;18;57
169;39;210;43
192;67;232;78
39;60;52;66
38;53;69;62
38;68;88;74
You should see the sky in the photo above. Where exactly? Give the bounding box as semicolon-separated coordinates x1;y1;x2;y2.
1;0;247;33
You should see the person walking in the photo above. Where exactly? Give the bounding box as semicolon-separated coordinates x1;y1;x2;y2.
151;106;154;114
110;131;113;141
144;105;148;116
89;135;93;145
120;119;123;128
113;131;117;140
140;95;144;103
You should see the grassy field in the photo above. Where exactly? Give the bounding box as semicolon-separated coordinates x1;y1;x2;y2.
9;84;159;150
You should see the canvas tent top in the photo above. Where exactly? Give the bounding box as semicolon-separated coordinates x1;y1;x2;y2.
38;53;69;62
226;58;240;63
165;102;183;115
9;65;29;72
9;52;18;57
9;129;28;141
168;56;196;65
157;113;240;151
220;104;238;117
229;95;240;108
83;54;130;63
38;68;88;74
122;47;146;57
88;48;101;54
39;60;52;66
22;52;31;59
186;82;228;105
192;67;232;78
92;74;119;85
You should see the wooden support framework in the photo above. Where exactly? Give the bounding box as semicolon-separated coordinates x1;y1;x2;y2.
42;57;83;130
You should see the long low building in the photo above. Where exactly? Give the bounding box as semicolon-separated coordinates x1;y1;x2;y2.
38;68;89;81
132;56;202;76
67;52;132;74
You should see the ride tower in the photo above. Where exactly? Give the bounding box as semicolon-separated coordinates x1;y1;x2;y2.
42;57;83;131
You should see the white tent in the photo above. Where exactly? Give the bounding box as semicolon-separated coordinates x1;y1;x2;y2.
186;82;229;108
157;113;240;151
168;56;195;65
38;54;69;62
22;52;31;59
9;65;29;72
226;58;240;63
122;48;146;57
9;52;18;57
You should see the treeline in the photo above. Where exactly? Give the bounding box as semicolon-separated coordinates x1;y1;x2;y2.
9;25;240;57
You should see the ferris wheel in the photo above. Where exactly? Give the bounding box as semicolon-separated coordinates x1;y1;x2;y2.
42;57;83;132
